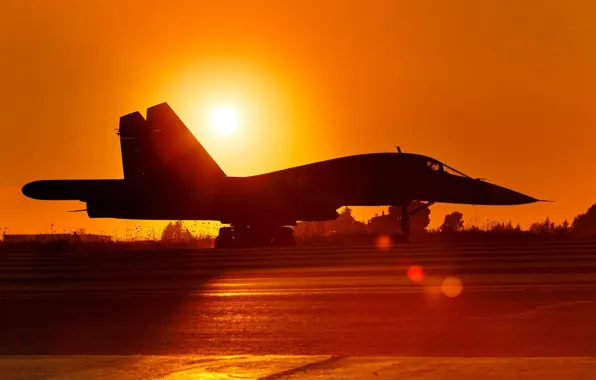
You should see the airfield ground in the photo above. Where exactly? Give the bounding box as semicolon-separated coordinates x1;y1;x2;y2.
1;241;596;379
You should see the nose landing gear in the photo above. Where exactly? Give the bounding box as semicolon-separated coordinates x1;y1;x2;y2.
397;201;435;242
401;204;410;242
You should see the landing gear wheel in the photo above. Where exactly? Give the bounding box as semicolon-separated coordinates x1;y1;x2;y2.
272;227;296;247
401;204;410;243
213;236;221;249
214;227;234;249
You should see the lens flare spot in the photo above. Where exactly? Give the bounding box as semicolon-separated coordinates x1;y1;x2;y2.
407;265;425;283
442;277;463;298
375;234;392;251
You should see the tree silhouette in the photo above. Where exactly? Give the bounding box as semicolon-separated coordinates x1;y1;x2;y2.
161;221;194;241
334;206;355;234
488;221;515;232
572;204;596;237
529;222;544;233
296;206;397;237
440;212;464;232
323;207;367;235
543;217;555;232
368;202;431;234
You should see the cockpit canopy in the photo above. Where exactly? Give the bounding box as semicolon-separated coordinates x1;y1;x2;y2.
424;157;470;178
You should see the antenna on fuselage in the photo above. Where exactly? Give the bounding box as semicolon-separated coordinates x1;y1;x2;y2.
395;146;402;153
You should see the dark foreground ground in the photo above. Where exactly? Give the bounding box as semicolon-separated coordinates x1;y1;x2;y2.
1;241;596;378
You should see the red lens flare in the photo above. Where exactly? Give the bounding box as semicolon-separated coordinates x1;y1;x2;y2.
375;234;392;251
407;265;425;283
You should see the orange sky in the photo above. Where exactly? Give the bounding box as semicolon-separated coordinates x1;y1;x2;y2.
1;0;595;236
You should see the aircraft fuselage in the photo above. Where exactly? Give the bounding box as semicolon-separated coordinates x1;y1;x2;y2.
23;152;537;226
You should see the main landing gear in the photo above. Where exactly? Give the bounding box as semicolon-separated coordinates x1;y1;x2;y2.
397;201;435;242
213;225;296;249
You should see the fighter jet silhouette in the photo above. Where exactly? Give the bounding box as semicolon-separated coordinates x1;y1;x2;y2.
23;103;539;248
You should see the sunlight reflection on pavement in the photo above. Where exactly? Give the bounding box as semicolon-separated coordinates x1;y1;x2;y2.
2;356;596;380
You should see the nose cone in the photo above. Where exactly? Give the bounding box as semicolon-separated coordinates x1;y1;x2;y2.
482;182;538;205
431;176;540;206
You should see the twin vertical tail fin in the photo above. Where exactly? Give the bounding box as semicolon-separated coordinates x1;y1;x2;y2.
118;111;156;180
118;103;226;185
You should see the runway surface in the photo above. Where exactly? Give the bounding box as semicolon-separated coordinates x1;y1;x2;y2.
1;240;596;359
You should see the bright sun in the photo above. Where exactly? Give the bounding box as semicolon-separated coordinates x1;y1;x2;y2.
209;106;238;137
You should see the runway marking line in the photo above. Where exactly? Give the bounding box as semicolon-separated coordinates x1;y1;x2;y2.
469;300;596;320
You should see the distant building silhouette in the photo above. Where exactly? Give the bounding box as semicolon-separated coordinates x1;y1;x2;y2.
2;233;112;244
